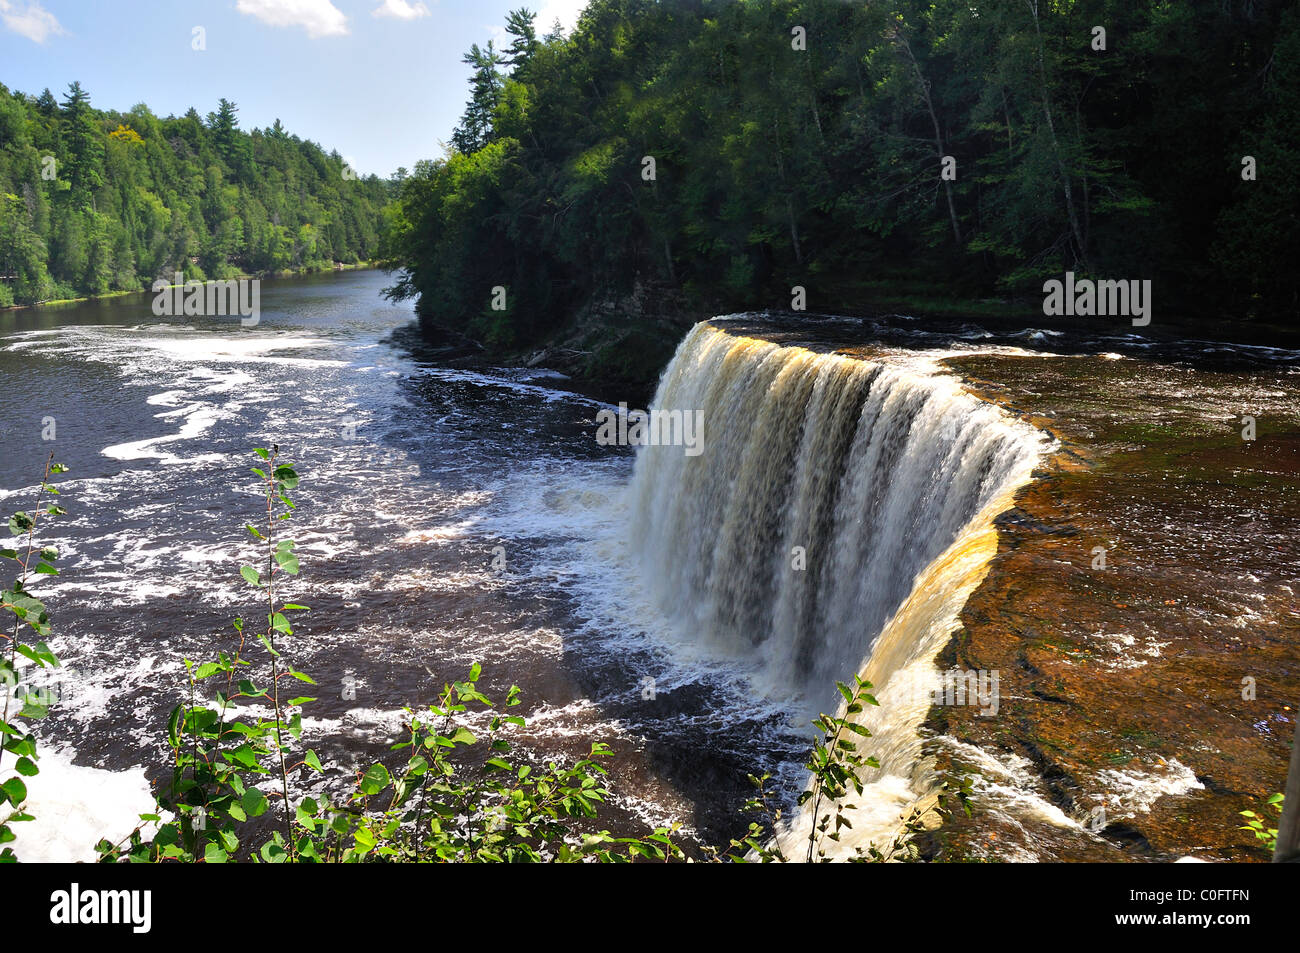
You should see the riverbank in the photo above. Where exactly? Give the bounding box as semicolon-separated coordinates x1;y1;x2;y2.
0;261;379;313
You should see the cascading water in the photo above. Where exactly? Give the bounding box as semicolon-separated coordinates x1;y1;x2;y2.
629;321;1047;856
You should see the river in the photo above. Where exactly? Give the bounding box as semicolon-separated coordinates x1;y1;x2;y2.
2;271;1297;862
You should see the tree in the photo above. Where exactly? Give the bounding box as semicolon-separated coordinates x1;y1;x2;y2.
504;8;539;71
452;42;508;154
60;82;104;206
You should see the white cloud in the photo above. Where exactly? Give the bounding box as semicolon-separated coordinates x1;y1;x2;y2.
536;0;588;35
372;0;430;20
0;0;65;44
487;1;586;42
236;0;348;38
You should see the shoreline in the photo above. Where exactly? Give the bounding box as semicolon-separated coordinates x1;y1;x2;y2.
0;261;380;313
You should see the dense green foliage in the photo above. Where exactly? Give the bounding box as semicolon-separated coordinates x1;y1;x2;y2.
0;83;390;307
383;0;1299;353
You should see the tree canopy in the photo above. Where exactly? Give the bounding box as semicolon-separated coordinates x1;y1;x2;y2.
0;83;390;306
382;0;1299;352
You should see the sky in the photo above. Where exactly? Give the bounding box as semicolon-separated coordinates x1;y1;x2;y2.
0;0;590;178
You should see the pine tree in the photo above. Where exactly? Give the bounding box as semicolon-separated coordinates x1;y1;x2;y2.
504;8;539;71
451;41;507;154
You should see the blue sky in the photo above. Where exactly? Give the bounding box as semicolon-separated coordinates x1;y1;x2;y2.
0;0;590;178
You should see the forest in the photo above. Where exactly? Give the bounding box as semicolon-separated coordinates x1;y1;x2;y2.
0;82;390;307
381;0;1299;370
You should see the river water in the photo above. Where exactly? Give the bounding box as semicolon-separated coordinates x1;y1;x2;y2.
0;271;813;860
2;271;1297;862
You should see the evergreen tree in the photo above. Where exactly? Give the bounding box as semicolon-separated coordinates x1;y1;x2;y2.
504;8;539;71
452;42;508;154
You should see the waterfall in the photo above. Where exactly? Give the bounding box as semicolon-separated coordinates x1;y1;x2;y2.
628;321;1046;856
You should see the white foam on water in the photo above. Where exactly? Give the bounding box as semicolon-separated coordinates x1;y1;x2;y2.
124;334;342;367
103;405;225;463
10;748;160;863
941;739;1080;830
1096;759;1204;817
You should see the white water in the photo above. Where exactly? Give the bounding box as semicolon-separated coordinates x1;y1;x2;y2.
11;749;160;863
629;322;1047;857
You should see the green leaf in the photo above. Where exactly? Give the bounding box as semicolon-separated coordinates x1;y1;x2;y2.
230;745;261;770
242;787;268;818
167;705;183;747
359;763;391;796
14;756;38;777
353;826;376;852
18;696;48;720
1;777;27;806
240;566;261;587
274;550;299;575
